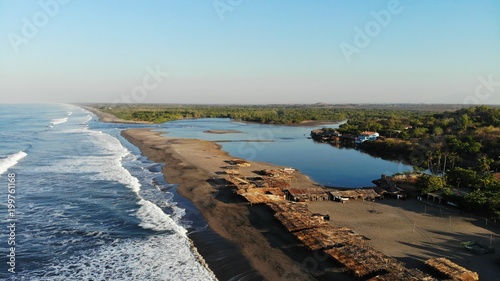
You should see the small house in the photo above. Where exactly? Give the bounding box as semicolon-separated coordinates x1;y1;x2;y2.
355;131;379;144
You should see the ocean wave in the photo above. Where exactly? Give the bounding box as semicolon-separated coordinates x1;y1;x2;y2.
82;114;92;124
0;151;27;176
95;134;191;233
34;126;186;234
136;199;188;233
51;117;68;125
15;235;217;281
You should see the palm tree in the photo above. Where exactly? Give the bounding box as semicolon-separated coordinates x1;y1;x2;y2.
442;152;448;179
435;150;442;173
448;152;458;169
477;155;493;176
426;151;434;174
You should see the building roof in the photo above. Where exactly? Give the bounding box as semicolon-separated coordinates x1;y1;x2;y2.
360;131;378;136
325;245;404;278
425;257;479;281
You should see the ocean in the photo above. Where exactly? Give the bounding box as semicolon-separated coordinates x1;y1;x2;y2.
0;104;217;280
0;103;413;280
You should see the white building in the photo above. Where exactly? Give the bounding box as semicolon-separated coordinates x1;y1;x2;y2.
355;131;379;144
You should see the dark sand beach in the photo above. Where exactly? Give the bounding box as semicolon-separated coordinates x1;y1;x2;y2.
308;200;500;280
121;128;326;281
90;105;499;280
122;128;500;280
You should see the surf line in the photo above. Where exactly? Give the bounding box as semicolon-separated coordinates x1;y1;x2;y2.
6;173;17;274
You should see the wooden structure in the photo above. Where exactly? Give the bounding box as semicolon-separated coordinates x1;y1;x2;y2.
325;245;404;278
308;188;330;201
274;210;328;232
368;268;437;281
267;202;309;214
261;169;295;178
217;163;437;280
286;188;310;201
236;187;286;204
224;176;254;189
258;169;294;188
426;192;443;204
293;226;369;251
264;177;291;189
286;188;329;202
425;257;479;281
226;159;251;167
329;189;382;201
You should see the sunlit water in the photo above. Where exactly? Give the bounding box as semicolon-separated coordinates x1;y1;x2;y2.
0;104;216;280
159;118;413;187
0;104;413;280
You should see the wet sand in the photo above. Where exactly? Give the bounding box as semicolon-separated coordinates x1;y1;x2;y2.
203;129;244;134
118;125;500;280
121;128;323;281
83;105;500;280
121;127;500;280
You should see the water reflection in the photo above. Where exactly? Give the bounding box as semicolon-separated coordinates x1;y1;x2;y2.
157;118;413;188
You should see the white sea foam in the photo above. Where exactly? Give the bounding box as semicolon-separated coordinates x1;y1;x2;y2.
22;235;217;281
51;117;68;125
37;128;142;193
171;203;187;222
0;151;27;176
82;114;92;124
136;199;187;233
28;123;216;279
3;105;216;280
41;126;185;232
63;114;92;125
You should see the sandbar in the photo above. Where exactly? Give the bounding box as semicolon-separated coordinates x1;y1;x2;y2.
203;129;244;134
121;128;500;281
122;128;324;281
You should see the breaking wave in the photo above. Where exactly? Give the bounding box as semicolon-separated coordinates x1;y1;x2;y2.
51;117;68;125
0;150;27;176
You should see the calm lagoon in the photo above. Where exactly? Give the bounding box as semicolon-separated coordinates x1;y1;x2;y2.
159;118;413;187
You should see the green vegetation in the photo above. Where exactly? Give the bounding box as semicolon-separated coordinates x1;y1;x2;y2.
93;103;500;217
341;105;500;218
96;104;350;124
351;106;500;170
312;105;500;217
414;172;500;218
416;174;444;194
93;103;449;125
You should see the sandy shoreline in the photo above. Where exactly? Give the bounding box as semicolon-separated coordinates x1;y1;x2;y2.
203;129;244;134
121;129;327;281
122;128;500;281
85;106;499;280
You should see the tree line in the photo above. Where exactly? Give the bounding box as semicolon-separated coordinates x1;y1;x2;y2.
342;106;500;218
94;103;500;217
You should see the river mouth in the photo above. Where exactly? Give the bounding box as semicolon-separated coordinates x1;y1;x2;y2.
159;118;413;188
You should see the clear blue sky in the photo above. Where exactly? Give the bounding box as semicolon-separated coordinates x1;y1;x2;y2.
1;0;499;104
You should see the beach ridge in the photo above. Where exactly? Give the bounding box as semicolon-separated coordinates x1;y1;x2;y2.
121;128;321;281
121;127;500;281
